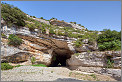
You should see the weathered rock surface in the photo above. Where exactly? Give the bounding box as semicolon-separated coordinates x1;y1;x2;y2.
66;52;106;68
50;19;73;28
1;45;22;57
66;51;121;69
71;67;121;81
17;39;53;66
75;44;90;52
26;15;50;25
75;41;98;52
1;31;73;66
1;38;24;57
16;34;73;56
1;38;53;66
34;53;52;66
34;18;50;25
1;52;32;63
50;19;86;31
70;23;86;30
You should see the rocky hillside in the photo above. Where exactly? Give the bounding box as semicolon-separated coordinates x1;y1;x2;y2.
1;3;121;81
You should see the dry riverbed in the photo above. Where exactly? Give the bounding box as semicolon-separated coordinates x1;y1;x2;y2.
1;66;117;81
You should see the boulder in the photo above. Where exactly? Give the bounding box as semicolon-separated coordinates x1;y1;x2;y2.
34;53;52;66
67;52;106;68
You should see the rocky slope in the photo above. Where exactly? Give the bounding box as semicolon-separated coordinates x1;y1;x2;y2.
1;15;121;81
50;19;86;31
1;3;121;81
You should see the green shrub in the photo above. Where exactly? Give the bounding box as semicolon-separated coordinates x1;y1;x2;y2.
14;65;23;67
87;50;91;53
74;39;83;47
40;17;43;19
74;53;80;56
78;24;81;26
106;58;114;68
51;71;53;73
50;17;57;20
1;63;14;70
88;38;95;45
25;23;36;31
81;25;85;28
70;22;76;24
68;32;83;38
98;45;106;51
74;29;82;33
1;3;27;27
33;16;36;18
8;34;22;46
89;74;97;80
49;28;55;34
74;22;76;24
97;29;121;43
31;57;36;64
42;28;46;33
98;40;121;51
84;32;98;40
57;31;65;36
32;64;47;67
1;33;7;38
27;17;35;22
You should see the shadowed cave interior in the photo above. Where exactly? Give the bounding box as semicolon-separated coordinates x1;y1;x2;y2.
49;53;71;67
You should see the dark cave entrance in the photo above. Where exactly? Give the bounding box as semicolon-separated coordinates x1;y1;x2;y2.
49;53;71;67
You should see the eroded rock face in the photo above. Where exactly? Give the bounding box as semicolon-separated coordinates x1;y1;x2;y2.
1;38;24;57
18;39;54;66
50;19;73;28
1;38;53;66
1;31;73;66
66;51;121;69
16;34;73;66
75;44;98;52
66;52;106;68
1;52;32;63
34;18;50;25
17;34;73;55
34;53;52;66
50;19;86;31
74;39;98;52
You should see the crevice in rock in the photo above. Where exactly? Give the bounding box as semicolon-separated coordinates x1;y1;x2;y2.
105;56;114;68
